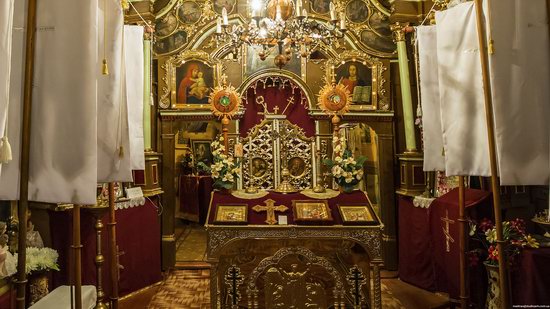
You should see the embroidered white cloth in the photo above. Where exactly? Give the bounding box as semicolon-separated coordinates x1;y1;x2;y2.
413;196;436;209
115;196;146;210
416;25;445;171
435;2;491;177
485;0;550;185
97;0;133;182
0;0;14;173
124;25;145;171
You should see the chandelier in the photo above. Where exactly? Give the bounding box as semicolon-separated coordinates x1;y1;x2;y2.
215;0;347;68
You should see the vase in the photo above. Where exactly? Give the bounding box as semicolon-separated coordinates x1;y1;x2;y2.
338;184;356;193
28;272;49;305
217;187;233;195
484;262;501;309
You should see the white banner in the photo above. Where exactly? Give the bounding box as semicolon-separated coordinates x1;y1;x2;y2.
435;2;491;177
124;25;145;171
0;0;24;200
27;0;99;204
417;25;445;172
486;0;550;185
0;0;15;173
97;0;133;182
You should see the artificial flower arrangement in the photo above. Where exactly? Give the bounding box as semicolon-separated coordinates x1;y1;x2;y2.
323;134;367;193
468;218;539;267
1;247;59;279
197;136;241;190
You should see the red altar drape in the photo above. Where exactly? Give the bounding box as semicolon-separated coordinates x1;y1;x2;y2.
178;175;213;223
209;190;374;226
240;78;314;137
50;198;162;298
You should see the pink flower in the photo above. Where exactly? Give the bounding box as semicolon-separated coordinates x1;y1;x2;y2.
479;218;494;232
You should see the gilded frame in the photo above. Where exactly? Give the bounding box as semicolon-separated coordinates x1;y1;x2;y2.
213;204;248;224
292;200;333;222
337;204;378;225
160;50;223;110
325;51;388;111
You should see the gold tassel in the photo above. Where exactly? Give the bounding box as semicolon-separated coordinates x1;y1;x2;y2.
119;146;124;158
0;136;12;164
488;39;495;55
102;59;109;75
121;0;129;10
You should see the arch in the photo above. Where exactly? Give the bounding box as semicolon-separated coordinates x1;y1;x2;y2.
238;69;315;110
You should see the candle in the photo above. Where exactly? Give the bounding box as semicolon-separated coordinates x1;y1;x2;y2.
222;7;229;25
276;4;282;20
329;2;336;21
296;0;302;16
339;12;346;30
216;18;222;33
302;8;308;18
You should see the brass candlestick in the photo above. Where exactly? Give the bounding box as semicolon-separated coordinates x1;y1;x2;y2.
83;201;109;309
274;123;298;194
245;139;259;194
312;145;326;193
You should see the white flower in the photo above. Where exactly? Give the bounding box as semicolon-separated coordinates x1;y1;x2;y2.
345;177;353;183
334;156;343;163
332;165;343;177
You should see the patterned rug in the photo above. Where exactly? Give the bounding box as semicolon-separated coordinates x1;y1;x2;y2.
147;269;210;309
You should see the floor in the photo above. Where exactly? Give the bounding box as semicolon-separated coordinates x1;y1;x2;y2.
175;223;208;263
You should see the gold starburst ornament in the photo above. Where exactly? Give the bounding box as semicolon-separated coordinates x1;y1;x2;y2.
209;76;241;119
317;79;352;116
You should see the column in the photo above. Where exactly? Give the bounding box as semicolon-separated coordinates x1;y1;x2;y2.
391;22;417;153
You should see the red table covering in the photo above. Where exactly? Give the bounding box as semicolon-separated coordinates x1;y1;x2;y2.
398;188;492;301
208;190;373;225
50;198;162;298
179;175;212;223
512;247;550;306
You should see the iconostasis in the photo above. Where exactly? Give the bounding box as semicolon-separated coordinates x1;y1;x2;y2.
154;0;397;255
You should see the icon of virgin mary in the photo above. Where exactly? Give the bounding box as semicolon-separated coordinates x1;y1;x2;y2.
177;63;210;104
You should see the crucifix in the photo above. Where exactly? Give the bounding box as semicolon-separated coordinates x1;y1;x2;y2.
224;265;244;308
347;266;366;308
252;199;288;225
441;209;455;253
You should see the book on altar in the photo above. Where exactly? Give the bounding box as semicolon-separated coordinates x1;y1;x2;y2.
351;86;372;103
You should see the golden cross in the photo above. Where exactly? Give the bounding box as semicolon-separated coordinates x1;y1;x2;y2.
273;106;280;114
441;209;455;253
252;199;288;225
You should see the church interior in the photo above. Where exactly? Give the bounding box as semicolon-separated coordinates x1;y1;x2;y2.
0;0;549;308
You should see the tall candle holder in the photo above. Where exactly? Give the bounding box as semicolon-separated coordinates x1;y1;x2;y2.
245;139;259;194
312;144;326;193
274;122;298;193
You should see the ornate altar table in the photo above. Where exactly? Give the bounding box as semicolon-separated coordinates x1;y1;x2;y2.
205;190;383;309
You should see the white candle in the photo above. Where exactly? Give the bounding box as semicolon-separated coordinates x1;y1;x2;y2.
276;4;282;20
222;7;229;25
339;12;346;30
296;0;302;16
329;2;336;21
303;8;308;18
216;18;222;33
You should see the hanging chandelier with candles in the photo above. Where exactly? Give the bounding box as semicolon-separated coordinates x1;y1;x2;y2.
215;0;347;68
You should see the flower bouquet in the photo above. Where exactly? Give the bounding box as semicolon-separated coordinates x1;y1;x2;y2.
469;218;539;267
8;247;60;276
197;136;241;190
323;134;366;193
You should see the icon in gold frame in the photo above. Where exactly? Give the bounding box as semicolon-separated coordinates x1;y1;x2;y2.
214;204;248;224
292;200;332;222
337;204;378;225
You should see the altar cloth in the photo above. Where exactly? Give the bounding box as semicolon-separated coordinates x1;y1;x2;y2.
208;190;373;225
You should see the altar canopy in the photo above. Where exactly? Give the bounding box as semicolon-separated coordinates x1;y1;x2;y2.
0;0;146;204
419;1;550;185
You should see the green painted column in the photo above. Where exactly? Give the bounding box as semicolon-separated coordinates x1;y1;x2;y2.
392;23;417;153
143;37;152;151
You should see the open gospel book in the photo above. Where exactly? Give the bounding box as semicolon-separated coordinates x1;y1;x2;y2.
352;86;372;103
